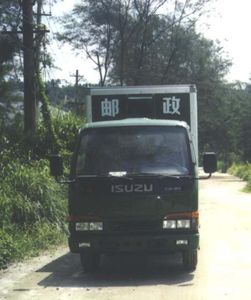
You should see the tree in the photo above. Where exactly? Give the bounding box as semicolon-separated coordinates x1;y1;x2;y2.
0;3;21;139
58;0;117;86
0;1;58;131
58;0;211;86
109;21;231;85
0;34;19;96
0;0;21;87
238;84;251;162
57;0;239;162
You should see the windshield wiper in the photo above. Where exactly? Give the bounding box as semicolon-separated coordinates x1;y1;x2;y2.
77;173;133;180
77;173;192;180
126;172;192;179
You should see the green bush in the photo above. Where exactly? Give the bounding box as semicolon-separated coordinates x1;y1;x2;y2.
0;159;67;226
0;229;19;269
245;180;251;192
52;111;83;152
35;111;83;162
0;158;68;268
0;81;85;269
228;163;251;181
228;163;251;192
0;113;83;269
0;109;84;268
217;161;226;173
0;110;83;161
0;222;66;269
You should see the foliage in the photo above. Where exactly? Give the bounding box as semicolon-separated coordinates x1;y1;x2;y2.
58;0;212;85
0;109;83;269
0;223;65;269
37;73;60;154
228;163;251;193
45;80;75;106
51;111;83;158
0;33;20;104
0;35;17;65
0;156;67;269
238;87;251;162
0;102;83;161
35;110;83;163
0;1;23;93
111;25;231;85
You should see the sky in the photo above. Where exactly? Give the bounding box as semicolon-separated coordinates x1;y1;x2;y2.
46;0;251;84
197;0;251;83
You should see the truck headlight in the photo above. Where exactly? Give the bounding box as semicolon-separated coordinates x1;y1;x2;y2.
75;222;103;231
163;220;176;229
163;219;191;229
177;219;190;229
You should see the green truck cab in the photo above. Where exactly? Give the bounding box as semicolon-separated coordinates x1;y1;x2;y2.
50;85;216;272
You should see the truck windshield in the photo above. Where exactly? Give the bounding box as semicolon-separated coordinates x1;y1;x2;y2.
76;126;192;176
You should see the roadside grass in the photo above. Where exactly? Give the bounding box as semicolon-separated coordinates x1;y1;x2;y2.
0;111;83;269
228;163;251;192
0;223;66;269
0;157;68;269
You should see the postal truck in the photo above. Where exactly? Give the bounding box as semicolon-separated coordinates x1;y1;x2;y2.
50;85;216;272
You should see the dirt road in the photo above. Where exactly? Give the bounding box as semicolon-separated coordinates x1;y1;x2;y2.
1;173;251;300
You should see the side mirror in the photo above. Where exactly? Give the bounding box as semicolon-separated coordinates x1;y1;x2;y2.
49;155;63;177
203;152;217;174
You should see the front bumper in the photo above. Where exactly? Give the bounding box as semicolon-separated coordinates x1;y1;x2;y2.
69;232;199;254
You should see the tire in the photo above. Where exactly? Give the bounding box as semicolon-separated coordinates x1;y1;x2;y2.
80;251;100;273
182;250;198;271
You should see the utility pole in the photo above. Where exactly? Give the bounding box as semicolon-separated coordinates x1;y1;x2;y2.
70;69;84;114
22;0;36;135
34;0;43;120
35;0;48;72
1;1;50;137
35;0;42;73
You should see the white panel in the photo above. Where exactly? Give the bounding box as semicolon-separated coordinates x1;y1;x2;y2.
90;85;193;95
190;91;198;165
85;95;92;123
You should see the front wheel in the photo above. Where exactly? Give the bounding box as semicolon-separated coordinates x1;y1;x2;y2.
80;251;100;273
182;250;198;271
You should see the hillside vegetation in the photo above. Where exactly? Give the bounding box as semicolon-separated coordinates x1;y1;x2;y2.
0;112;82;269
228;164;251;192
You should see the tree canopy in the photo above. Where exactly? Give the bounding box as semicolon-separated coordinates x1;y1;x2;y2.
58;0;214;85
0;0;251;166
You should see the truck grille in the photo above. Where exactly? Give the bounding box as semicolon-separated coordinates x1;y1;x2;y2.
108;220;159;233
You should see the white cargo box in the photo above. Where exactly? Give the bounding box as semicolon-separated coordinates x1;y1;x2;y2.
84;85;198;159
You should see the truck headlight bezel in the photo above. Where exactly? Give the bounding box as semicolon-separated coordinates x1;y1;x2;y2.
163;211;199;230
162;219;191;229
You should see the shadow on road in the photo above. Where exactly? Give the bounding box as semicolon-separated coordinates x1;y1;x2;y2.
37;252;194;288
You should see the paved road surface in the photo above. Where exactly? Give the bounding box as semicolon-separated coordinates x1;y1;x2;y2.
1;173;251;300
